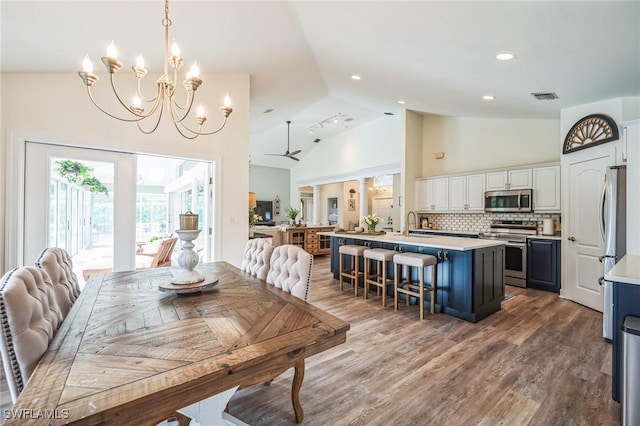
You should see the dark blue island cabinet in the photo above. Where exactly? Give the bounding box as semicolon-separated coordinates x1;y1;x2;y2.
526;238;561;293
612;281;640;402
329;235;504;323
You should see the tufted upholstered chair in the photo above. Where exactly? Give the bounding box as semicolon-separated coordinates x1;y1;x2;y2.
241;238;274;280
266;244;314;301
0;267;63;402
34;247;80;318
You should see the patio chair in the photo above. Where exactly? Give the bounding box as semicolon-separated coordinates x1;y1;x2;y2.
136;237;178;269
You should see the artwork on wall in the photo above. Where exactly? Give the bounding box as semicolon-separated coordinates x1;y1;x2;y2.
563;114;619;154
347;198;356;211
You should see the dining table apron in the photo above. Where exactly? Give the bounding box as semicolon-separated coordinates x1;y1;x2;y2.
5;262;350;425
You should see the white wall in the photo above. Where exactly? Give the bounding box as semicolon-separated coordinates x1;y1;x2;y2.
290;115;402;187
422;115;560;176
249;165;290;224
560;96;640;257
0;72;250;272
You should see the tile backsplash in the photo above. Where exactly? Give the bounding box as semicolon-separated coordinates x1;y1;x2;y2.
418;212;561;234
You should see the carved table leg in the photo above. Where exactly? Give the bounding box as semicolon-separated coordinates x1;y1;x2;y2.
291;359;305;423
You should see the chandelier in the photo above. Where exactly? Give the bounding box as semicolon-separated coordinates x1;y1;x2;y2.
78;0;232;139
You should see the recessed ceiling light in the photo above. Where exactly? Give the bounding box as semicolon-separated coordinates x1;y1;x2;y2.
398;100;406;105
482;95;495;100
351;74;361;80
496;52;515;61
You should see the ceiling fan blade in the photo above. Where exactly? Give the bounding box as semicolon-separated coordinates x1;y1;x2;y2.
289;149;302;156
265;153;286;157
286;154;300;161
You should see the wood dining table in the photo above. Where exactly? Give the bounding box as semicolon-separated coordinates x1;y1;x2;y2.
6;262;350;425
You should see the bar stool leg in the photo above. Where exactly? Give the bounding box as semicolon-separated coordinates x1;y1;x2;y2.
364;257;369;299
394;262;399;311
381;260;387;307
405;265;410;306
354;255;359;297
430;264;436;314
339;253;344;291
419;265;425;320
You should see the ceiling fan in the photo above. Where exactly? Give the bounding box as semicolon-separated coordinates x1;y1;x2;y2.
266;120;301;161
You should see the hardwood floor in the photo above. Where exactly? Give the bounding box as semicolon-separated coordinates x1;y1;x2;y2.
228;256;620;425
0;256;620;425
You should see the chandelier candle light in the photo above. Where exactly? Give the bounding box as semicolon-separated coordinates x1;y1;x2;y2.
78;0;232;139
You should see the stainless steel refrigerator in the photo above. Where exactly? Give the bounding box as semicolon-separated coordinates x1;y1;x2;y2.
602;165;627;340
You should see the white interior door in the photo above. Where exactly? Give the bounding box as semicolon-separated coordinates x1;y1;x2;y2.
24;142;136;272
563;146;614;311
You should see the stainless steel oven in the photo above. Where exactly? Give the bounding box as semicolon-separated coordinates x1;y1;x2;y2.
504;240;527;287
479;220;537;288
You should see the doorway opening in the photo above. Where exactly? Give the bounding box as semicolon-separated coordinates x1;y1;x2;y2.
25;143;215;287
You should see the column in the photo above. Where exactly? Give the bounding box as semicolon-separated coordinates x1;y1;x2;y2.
312;185;320;225
358;178;368;225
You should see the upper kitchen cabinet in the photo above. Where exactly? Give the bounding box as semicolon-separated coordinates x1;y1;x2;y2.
532;165;561;212
416;177;448;212
449;173;485;212
486;169;532;191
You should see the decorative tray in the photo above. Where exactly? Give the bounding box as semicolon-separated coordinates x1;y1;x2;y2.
334;230;386;235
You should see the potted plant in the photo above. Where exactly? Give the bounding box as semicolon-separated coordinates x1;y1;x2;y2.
349;188;356;199
362;214;381;233
285;206;300;225
55;160;109;195
249;207;262;237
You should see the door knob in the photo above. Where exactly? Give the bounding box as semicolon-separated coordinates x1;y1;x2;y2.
568;236;576;242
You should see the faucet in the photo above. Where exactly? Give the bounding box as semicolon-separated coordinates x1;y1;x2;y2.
405;210;417;236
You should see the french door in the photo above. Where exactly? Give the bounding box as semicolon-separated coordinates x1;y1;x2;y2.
24;142;136;273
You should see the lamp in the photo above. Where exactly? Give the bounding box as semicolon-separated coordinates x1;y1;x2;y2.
78;0;232;139
249;192;257;209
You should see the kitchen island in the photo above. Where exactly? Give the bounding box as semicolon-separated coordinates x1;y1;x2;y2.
320;231;505;322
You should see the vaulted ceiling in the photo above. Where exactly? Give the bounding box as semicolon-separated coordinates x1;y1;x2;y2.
2;1;639;169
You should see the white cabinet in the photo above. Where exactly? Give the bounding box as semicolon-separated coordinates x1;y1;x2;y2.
532;165;561;212
415;180;429;211
416;177;448;211
486;169;532;190
449;173;485;211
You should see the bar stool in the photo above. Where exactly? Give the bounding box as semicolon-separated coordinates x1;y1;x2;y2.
393;252;437;319
339;245;367;296
363;248;396;306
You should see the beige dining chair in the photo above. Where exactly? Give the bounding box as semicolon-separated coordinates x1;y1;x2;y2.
34;247;80;318
0;267;63;402
267;244;314;302
241;238;274;280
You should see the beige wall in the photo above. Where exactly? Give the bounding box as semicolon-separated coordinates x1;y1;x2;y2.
421;115;560;176
404;110;424;217
1;72;250;272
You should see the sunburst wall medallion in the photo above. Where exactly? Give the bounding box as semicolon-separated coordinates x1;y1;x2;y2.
563;114;619;154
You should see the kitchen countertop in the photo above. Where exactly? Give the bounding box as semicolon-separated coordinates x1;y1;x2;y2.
605;255;640;285
320;231;505;251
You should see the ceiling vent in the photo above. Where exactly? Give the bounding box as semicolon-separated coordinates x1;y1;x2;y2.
531;92;559;100
344;117;354;122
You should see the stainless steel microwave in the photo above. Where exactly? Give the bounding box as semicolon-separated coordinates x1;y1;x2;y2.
484;189;533;213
